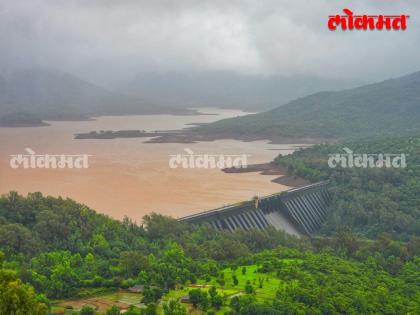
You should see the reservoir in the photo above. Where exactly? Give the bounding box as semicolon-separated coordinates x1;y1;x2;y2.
0;108;304;222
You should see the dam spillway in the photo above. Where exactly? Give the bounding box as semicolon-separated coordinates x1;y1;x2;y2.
178;181;331;236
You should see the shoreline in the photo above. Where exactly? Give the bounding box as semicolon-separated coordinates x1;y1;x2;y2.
74;127;330;145
0;108;211;128
0;121;51;128
146;131;329;145
223;162;311;187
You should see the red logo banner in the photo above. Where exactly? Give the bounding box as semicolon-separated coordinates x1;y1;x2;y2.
328;8;409;31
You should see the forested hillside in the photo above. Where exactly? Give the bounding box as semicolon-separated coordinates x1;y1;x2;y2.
198;70;420;140
275;136;420;240
0;193;419;314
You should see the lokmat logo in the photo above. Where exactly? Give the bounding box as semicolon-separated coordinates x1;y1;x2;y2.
169;148;248;169
9;148;91;169
327;148;407;169
328;8;409;31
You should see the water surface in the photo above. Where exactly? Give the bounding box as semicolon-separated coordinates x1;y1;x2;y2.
0;108;302;222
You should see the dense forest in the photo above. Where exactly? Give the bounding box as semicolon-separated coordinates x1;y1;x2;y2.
198;70;420;140
0;189;419;314
275;136;420;240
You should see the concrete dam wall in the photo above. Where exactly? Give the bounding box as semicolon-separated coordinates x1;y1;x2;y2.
178;182;331;236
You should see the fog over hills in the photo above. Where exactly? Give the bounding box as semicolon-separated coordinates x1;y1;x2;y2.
0;67;362;126
0;69;196;125
1;2;419;126
120;71;361;110
0;69;109;118
198;70;420;140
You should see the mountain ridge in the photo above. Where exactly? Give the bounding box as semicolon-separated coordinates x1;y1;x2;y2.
196;70;420;140
120;70;361;110
0;69;196;126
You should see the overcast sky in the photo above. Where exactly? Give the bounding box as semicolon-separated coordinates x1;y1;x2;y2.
0;0;418;86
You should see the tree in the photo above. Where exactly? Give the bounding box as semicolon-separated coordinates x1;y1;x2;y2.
80;305;96;315
106;304;121;315
208;286;217;300
188;289;208;310
141;287;163;304
48;261;80;298
83;253;97;278
91;234;111;256
124;306;140;315
245;280;254;294
258;277;264;288
211;294;223;309
242;267;247;275
163;299;187;315
232;275;239;286
230;295;256;314
217;272;225;287
142;213;184;241
141;303;157;315
332;228;360;257
208;286;223;309
0;253;48;315
199;291;209;311
230;296;241;313
189;289;202;308
119;251;149;278
0;223;39;256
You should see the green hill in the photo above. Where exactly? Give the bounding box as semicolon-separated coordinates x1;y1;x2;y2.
198;70;420;140
275;136;420;239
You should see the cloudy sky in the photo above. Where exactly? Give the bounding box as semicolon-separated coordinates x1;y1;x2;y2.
0;0;418;86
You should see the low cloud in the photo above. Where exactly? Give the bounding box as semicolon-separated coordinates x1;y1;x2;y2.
0;0;418;85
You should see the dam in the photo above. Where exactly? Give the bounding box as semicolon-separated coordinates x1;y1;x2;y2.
178;181;331;236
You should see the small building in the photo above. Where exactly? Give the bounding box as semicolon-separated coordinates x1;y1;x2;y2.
179;295;190;303
127;284;145;293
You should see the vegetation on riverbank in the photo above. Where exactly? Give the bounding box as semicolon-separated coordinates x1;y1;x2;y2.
0;190;419;314
275;136;420;240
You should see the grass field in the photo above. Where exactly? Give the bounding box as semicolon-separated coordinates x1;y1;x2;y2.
204;264;282;302
52;261;297;314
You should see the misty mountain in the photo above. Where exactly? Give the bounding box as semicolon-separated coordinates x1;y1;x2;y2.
0;69;107;120
0;69;192;125
120;71;360;110
198;70;420;140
